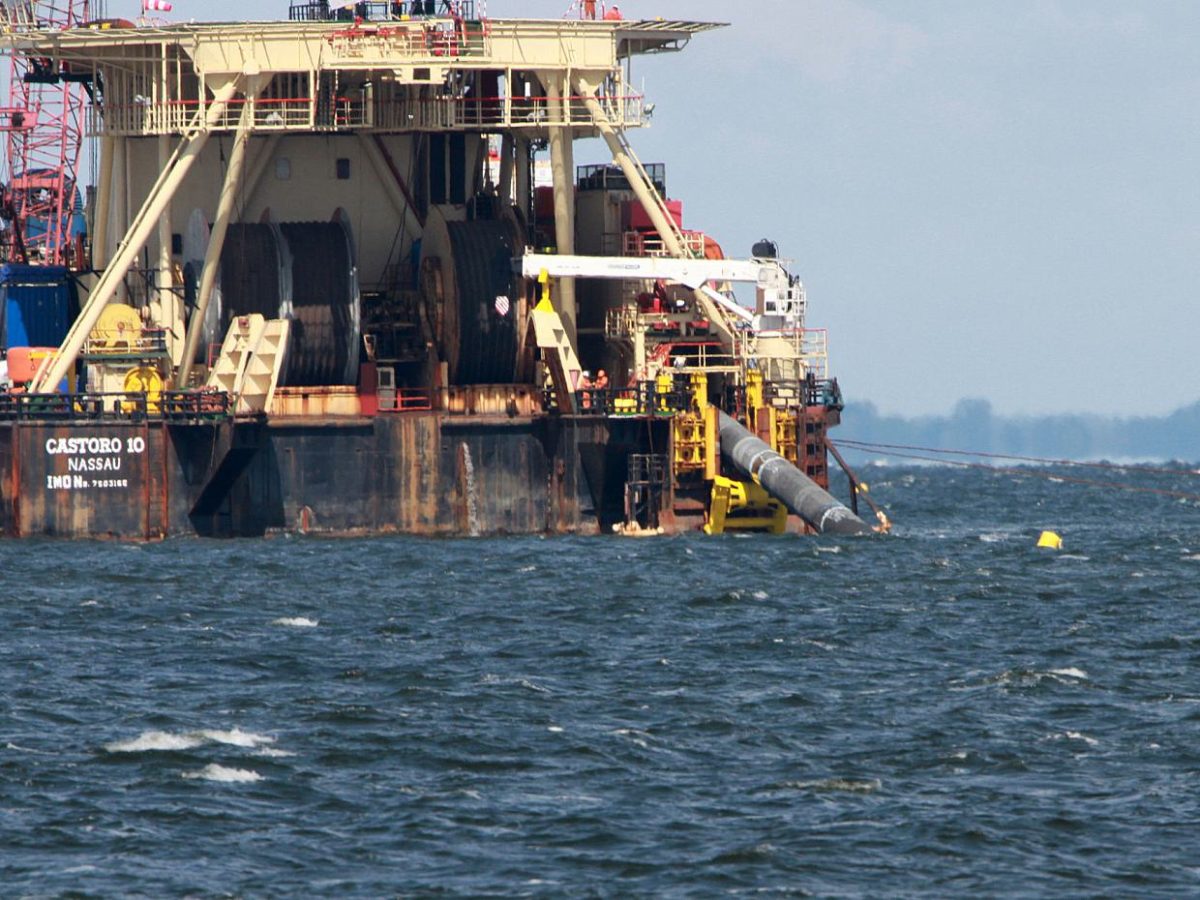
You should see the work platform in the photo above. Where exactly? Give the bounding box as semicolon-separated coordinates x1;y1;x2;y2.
3;18;722;137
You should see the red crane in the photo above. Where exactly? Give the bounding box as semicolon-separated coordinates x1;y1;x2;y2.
0;1;92;268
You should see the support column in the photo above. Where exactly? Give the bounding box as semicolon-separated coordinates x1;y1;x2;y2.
178;83;260;388
33;80;240;394
155;134;183;367
546;74;576;340
107;137;128;274
514;135;531;222
91;135;115;269
497;133;515;204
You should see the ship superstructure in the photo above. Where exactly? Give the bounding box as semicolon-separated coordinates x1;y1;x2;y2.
0;2;870;538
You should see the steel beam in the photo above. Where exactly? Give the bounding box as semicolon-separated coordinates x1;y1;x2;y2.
178;83;258;388
32;79;240;393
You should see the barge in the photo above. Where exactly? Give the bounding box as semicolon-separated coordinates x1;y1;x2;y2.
0;1;872;539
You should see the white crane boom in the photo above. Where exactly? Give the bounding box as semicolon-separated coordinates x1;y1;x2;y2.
518;251;806;330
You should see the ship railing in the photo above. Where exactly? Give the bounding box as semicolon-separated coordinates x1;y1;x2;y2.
604;306;639;340
659;341;741;373
290;1;482;22
0;390;232;422
622;230;706;258
0;391;150;422
161;390;232;421
786;376;841;410
327;20;490;60
377;387;433;412
545;380;693;417
92;95;371;137
578;163;667;197
82;328;168;358
373;91;643;132
91;88;638;137
799;327;829;380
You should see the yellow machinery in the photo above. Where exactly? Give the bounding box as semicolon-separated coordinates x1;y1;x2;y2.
704;475;788;535
671;371;718;477
122;366;164;414
89;303;143;352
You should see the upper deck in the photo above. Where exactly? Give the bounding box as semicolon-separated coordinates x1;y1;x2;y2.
2;16;723;137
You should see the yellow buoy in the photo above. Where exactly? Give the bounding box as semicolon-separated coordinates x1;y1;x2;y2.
1036;530;1063;550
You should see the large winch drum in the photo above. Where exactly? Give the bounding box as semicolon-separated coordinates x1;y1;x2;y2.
204;219;360;386
420;207;522;385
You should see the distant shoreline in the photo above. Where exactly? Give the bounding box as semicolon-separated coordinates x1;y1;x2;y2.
839;398;1200;463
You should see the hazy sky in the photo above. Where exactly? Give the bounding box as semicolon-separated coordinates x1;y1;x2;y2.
113;0;1199;415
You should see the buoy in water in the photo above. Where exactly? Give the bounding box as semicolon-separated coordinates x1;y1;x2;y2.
1036;530;1063;550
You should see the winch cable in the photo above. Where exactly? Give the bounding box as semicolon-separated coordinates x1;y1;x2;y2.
834;442;1200;503
834;438;1200;479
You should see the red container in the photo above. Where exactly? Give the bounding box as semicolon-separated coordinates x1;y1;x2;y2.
624;198;683;232
534;186;556;221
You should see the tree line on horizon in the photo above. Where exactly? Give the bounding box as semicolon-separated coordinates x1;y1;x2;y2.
838;398;1200;463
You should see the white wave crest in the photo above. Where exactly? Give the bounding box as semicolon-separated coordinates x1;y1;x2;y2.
181;764;263;784
257;747;296;758
272;616;319;628
105;731;205;753
1048;667;1088;680
1049;731;1099;746
779;778;882;794
199;728;276;748
104;727;275;753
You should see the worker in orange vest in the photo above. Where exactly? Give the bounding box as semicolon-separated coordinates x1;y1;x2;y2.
582;0;597;18
603;4;623;20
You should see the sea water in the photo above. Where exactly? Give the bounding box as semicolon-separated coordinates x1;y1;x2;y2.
3;465;1199;896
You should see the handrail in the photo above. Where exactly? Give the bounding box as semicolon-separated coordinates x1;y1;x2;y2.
545;379;693;417
377;387;432;412
0;389;231;422
92;90;644;137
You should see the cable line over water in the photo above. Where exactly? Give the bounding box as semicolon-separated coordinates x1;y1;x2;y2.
835;439;1200;503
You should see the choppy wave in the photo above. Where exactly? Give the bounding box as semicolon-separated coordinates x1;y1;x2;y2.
105;728;276;754
181;764;263;784
5;463;1200;896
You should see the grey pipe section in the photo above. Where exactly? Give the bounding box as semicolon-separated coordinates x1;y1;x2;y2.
717;411;871;535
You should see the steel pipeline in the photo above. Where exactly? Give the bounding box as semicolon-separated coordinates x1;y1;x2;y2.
717;411;871;536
